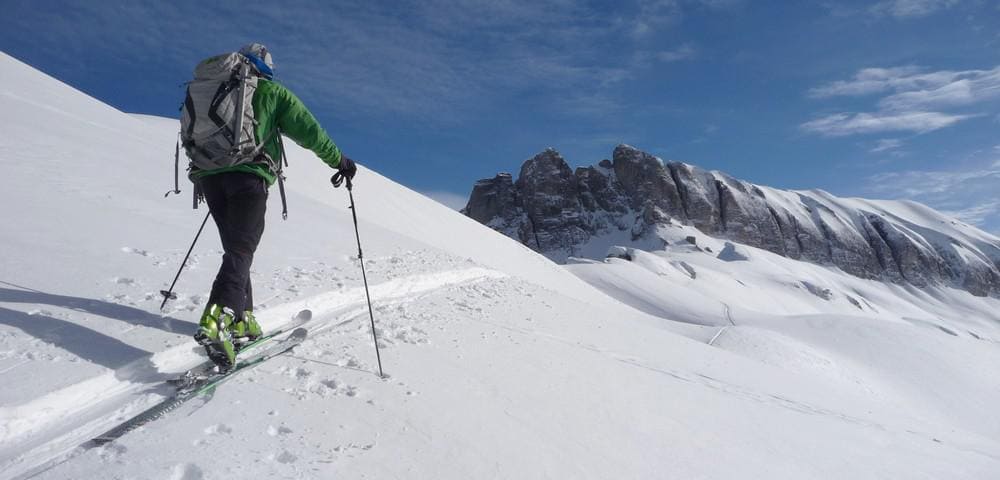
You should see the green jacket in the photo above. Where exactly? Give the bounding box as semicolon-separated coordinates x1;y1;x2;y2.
190;79;342;186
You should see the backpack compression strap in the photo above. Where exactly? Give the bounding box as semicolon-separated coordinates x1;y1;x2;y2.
170;120;288;219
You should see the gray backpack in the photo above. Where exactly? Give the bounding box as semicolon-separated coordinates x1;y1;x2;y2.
179;52;274;171
168;52;290;217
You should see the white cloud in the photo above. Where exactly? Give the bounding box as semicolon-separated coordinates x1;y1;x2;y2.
825;0;960;20
12;1;664;123
632;0;683;38
276;3;593;118
657;44;697;62
820;2;862;17
6;1;733;125
275;1;719;121
870;138;903;153
870;0;959;18
865;159;1000;233
869;167;996;196
801;111;971;136
806;66;1000;105
808;66;942;98
878;67;1000;111
696;0;743;9
422;190;470;211
940;201;1000;227
804;64;999;138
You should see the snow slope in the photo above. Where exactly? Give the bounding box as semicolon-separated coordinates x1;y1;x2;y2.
568;231;1000;439
1;51;999;479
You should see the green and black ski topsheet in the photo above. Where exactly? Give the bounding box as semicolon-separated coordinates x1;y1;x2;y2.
86;309;312;447
174;308;313;387
19;310;313;479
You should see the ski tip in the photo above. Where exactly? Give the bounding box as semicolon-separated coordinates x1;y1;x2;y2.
290;327;308;340
295;309;313;322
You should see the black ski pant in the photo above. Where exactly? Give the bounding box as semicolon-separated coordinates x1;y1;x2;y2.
199;172;267;319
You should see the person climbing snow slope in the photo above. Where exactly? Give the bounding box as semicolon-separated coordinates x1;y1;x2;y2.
179;43;357;370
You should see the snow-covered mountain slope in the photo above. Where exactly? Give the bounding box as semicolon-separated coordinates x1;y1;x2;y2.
568;232;1000;439
1;50;1000;480
464;146;1000;297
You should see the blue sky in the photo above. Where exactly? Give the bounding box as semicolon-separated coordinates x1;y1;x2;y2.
2;0;998;232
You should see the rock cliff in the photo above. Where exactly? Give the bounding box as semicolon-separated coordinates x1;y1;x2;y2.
463;145;1000;297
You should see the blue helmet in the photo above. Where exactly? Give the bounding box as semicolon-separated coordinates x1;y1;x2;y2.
239;43;274;79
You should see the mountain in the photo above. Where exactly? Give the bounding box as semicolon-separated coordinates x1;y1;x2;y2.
463;145;1000;297
2;50;1000;480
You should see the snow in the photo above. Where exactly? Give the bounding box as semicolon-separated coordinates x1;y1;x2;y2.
567;235;1000;433
1;50;1000;479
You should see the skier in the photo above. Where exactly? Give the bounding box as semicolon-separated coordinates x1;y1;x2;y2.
188;43;357;369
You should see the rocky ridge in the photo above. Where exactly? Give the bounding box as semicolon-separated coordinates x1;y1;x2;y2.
462;145;1000;297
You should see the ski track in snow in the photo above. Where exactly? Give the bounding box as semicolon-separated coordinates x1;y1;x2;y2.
0;262;505;479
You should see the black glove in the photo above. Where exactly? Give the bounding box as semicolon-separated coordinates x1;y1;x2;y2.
338;155;357;180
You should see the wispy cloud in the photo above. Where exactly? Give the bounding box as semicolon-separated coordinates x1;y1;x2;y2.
801;111;971;136
657;44;698;62
803;64;998;137
266;2;629;120
878;67;1000;111
691;123;719;143
696;0;744;9
629;0;741;38
2;1;731;127
631;0;683;38
870;138;903;153
940;200;1000;228
868;166;997;197
807;66;1000;108
865;158;1000;233
808;66;940;98
870;0;959;19
822;0;961;21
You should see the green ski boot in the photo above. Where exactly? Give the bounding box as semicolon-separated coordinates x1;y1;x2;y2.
193;304;237;371
230;310;263;345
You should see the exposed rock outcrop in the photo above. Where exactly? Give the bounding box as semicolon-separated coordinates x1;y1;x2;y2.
462;144;1000;297
463;172;536;248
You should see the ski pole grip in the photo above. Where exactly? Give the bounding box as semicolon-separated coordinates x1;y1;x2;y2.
331;172;354;191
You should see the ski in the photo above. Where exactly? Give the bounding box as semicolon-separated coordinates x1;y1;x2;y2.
20;312;314;479
169;308;312;387
85;326;308;448
80;309;312;448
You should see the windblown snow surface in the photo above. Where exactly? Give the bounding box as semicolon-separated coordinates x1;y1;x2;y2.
1;51;999;479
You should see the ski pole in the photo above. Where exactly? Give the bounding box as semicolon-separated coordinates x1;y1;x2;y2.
332;172;384;378
159;211;211;311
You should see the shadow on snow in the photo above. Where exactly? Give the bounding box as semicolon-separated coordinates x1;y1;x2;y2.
0;283;197;335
